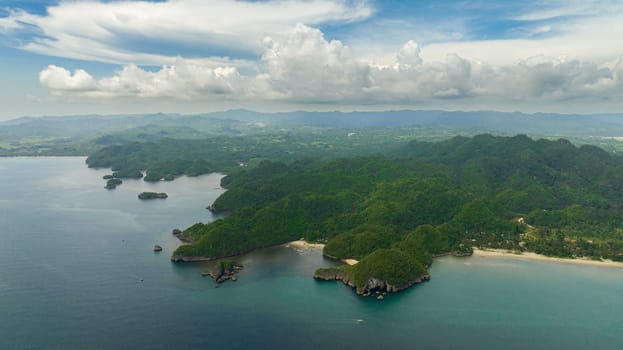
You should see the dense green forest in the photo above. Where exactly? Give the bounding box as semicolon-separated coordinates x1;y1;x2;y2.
85;128;463;181
172;134;623;293
5;109;623;157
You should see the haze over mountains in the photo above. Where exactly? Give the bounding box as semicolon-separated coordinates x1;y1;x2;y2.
3;109;623;140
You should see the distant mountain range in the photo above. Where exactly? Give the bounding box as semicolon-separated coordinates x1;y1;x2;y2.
3;109;623;140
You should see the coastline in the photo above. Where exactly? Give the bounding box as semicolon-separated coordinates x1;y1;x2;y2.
471;248;623;268
283;240;359;265
283;240;325;250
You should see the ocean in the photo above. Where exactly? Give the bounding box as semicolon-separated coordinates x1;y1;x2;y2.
1;157;622;349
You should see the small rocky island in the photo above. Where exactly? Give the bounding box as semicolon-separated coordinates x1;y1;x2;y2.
138;192;168;200
105;178;122;189
202;260;243;284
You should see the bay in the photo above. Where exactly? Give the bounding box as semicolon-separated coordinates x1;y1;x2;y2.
1;158;622;349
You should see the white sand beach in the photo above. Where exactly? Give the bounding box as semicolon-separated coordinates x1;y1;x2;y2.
283;240;325;250
472;248;623;268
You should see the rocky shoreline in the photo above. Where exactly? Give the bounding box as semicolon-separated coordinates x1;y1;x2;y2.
202;261;244;284
170;232;434;298
205;205;232;216
313;267;431;298
171;228;193;243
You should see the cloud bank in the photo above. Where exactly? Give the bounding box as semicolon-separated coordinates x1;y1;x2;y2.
39;25;623;108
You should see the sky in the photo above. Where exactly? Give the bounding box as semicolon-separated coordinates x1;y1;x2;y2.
1;0;623;119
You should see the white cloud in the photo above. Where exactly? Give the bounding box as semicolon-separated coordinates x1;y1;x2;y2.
12;0;623;113
0;9;30;33
419;14;623;68
39;26;623;110
346;1;623;68
1;0;373;65
40;60;244;99
513;0;623;21
39;65;96;91
257;24;371;101
396;40;423;67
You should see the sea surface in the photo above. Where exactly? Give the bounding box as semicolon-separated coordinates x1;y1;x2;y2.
1;158;623;350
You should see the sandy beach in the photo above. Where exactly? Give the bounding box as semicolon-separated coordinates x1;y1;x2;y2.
284;240;360;265
283;241;623;268
472;248;623;268
283;240;325;250
343;259;359;265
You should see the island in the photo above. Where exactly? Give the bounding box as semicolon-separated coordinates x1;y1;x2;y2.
105;178;122;189
138;192;168;199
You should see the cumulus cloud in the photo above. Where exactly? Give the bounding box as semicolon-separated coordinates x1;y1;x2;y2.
258;24;371;101
40;61;243;99
39;25;623;109
1;0;373;65
396;40;423;67
39;66;96;91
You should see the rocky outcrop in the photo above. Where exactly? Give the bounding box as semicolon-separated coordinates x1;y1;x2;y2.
314;267;430;297
355;274;430;296
314;267;353;285
171;228;193;243
205;205;232;215
202;261;243;284
170;255;211;262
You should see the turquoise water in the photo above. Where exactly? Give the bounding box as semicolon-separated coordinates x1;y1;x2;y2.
1;158;623;349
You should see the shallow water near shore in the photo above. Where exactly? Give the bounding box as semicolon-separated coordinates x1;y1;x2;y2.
1;158;623;349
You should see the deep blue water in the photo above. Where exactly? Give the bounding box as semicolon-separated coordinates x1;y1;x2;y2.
1;158;623;349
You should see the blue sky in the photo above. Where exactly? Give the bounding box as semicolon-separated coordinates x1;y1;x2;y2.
1;0;622;119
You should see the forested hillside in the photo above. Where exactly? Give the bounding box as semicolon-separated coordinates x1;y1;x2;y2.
85;128;458;181
6;109;623;157
172;134;623;293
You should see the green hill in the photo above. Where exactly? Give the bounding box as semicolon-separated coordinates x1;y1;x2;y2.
172;134;623;295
